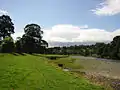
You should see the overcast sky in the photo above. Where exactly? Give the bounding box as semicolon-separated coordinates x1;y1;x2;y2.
0;0;120;46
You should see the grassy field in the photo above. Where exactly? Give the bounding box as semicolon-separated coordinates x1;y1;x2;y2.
0;54;104;90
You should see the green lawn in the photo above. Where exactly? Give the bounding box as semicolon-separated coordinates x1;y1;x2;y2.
0;54;104;90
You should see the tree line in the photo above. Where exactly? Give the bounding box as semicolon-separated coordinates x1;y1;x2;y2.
0;15;48;54
47;36;120;60
0;14;120;60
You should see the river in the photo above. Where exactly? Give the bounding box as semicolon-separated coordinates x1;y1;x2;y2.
71;56;120;79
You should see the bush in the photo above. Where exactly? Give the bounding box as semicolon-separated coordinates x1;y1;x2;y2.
0;37;15;53
1;42;15;53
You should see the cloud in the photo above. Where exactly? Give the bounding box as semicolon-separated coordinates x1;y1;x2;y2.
112;29;120;37
92;0;120;16
0;9;8;15
12;24;120;46
43;24;114;43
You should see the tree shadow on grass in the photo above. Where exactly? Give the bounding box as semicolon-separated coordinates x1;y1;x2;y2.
18;53;26;56
28;53;42;56
11;53;19;56
11;53;26;56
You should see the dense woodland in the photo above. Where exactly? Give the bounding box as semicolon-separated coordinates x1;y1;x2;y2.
0;15;120;60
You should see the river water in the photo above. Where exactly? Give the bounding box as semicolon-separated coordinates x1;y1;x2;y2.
71;56;120;79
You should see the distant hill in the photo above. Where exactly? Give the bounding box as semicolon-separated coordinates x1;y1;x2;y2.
49;41;110;47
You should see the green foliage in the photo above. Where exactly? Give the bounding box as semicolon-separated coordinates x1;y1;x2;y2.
0;15;14;39
0;37;15;53
24;24;43;39
110;36;120;59
15;37;22;53
20;23;48;53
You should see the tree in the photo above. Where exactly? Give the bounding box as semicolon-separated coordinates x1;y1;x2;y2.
95;43;106;57
24;24;43;40
84;48;90;56
21;23;48;53
0;15;14;39
15;37;22;53
110;36;120;59
101;44;110;58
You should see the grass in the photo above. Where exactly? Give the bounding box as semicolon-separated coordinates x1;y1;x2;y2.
48;57;84;69
0;54;104;90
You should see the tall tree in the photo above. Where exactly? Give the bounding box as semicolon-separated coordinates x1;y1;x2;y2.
21;23;48;53
0;15;14;39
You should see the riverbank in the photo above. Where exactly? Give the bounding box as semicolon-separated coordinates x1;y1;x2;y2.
49;55;120;90
71;56;120;90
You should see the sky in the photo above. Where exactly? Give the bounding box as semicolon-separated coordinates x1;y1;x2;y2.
0;0;120;46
